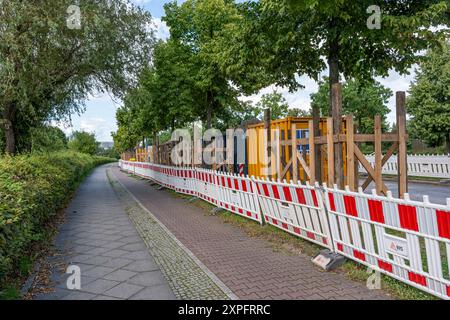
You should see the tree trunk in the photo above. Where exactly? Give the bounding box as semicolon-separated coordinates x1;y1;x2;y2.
2;103;16;154
328;34;340;116
153;132;159;164
312;104;322;183
327;28;344;188
4;122;15;155
206;90;213;130
446;134;450;156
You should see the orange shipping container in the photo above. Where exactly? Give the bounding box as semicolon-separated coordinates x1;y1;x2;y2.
246;117;347;183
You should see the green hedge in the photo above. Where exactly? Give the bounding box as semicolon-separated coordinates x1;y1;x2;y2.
0;151;114;286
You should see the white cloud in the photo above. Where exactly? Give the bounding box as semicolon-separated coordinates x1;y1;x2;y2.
53;91;122;142
152;17;170;40
78;117;117;142
85;91;121;104
376;68;416;123
130;0;152;6
55;117;116;142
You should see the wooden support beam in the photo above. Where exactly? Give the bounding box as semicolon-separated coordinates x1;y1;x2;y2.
332;83;344;189
297;151;311;178
354;144;388;194
374;115;383;195
291;123;298;182
280;158;293;180
361;142;398;190
312;105;322;183
346;115;355;191
353;122;359;190
327;117;334;186
275;127;281;179
308;120;315;184
396;92;408;198
278;132;405;147
264;108;272;178
354;133;406;142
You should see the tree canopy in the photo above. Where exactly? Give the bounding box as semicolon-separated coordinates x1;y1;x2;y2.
0;0;154;154
311;78;392;133
30;125;68;153
221;0;448;114
408;42;450;153
163;0;243;129
68;131;100;155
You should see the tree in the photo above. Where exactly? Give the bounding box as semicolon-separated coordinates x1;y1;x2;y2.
163;0;242;129
256;92;290;120
97;146;120;159
113;38;202;154
221;0;448;115
149;40;200;132
311;78;392;133
112;96;149;154
30;125;68;153
68;131;100;155
287;108;311;117
0;0;154;154
408;42;450;153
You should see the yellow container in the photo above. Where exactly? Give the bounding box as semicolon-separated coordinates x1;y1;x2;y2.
246;116;347;183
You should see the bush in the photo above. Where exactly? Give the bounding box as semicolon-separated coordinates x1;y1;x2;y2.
0;151;114;289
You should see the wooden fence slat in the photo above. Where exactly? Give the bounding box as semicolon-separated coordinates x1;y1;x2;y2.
397;92;408;198
346;115;355;191
291;123;298;182
374;115;382;195
308;120;315;184
327;117;334;186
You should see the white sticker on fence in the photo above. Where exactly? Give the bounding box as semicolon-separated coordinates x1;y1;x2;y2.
279;204;292;220
384;234;409;258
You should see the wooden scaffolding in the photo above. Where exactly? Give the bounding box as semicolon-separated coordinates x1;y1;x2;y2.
267;89;408;198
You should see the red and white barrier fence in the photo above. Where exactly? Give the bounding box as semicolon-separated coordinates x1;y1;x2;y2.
216;171;262;223
172;167;196;195
194;168;219;206
119;160;450;299
325;185;450;299
254;178;332;249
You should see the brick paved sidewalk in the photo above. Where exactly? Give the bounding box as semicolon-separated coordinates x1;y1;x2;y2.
27;165;230;300
112;166;392;300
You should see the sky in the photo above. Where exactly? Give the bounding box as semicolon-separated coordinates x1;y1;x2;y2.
60;0;417;142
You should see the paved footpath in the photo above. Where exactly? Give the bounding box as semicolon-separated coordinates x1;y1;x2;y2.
28;164;231;300
112;166;391;300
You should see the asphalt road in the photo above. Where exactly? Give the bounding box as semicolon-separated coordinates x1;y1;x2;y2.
361;179;450;205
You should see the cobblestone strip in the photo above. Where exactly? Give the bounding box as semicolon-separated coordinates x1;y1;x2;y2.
107;169;235;300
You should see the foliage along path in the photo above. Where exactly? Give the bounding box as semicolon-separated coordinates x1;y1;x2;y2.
26;164;229;300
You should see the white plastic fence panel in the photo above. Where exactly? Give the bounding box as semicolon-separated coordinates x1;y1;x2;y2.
134;162;148;178
325;185;450;300
253;178;332;249
173;167;196;195
147;164;157;181
154;165;164;184
194;168;219;206
161;165;175;190
120;160;135;174
360;154;450;179
215;172;262;223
